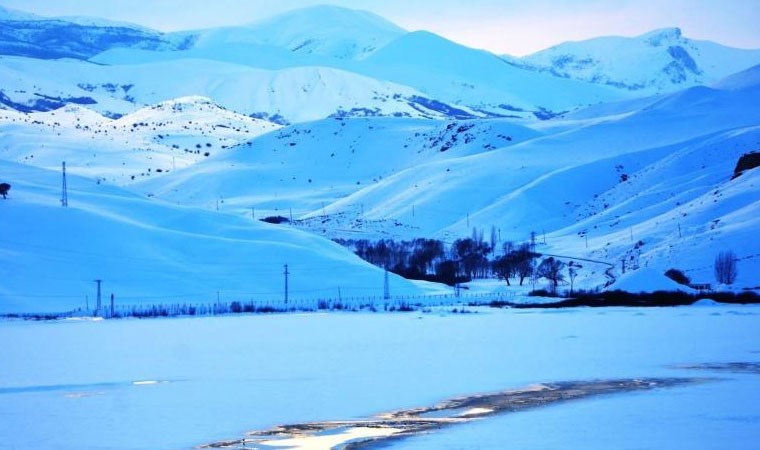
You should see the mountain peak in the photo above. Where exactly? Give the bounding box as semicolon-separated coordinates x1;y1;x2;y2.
187;4;406;61
0;5;40;21
641;27;683;46
515;27;760;94
251;4;405;33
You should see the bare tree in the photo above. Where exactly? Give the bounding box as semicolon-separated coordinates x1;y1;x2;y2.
492;254;515;286
568;262;581;295
537;257;566;294
714;250;738;285
513;243;535;286
0;183;10;199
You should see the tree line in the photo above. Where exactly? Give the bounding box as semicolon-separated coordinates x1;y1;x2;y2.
335;231;571;292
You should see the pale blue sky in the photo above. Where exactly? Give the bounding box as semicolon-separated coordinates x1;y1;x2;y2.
1;0;758;55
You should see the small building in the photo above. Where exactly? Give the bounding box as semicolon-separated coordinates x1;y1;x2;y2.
688;283;712;291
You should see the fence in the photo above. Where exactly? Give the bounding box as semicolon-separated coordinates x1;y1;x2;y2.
3;291;517;320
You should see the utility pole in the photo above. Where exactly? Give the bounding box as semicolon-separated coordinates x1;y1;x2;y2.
110;293;114;318
284;264;290;305
61;161;68;207
383;267;390;300
530;231;537;252
289;208;293;223
466;213;470;228
251;207;255;220
94;280;102;315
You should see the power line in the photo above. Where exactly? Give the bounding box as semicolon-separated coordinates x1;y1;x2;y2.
94;279;102;314
61;161;68;207
284;264;289;305
383;266;390;300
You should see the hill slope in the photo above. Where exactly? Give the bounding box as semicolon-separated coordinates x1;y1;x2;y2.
0;6;177;59
0;97;281;184
513;28;760;95
0;56;473;122
173;5;405;62
135;117;541;213
3;5;759;122
0;160;438;313
287;71;760;288
360;31;625;117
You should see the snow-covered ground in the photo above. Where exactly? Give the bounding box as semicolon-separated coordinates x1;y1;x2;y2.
1;306;758;449
513;27;760;95
3;67;759;309
1;5;759;449
0;159;445;313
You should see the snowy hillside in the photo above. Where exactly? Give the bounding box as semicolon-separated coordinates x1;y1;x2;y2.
0;5;619;120
0;97;280;184
3;5;759;122
0;160;440;313
0;6;176;60
172;5;405;62
358;30;625;117
277;69;760;289
513;28;760;95
135;117;541;213
4;68;759;301
0;56;473;123
1;5;759;311
93;28;626;120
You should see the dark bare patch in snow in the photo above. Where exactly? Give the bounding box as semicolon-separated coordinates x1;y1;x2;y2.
201;377;704;449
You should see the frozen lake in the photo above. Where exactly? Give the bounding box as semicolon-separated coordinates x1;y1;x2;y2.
1;305;759;449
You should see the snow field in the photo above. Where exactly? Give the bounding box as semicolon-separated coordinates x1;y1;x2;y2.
0;306;758;449
0;160;441;313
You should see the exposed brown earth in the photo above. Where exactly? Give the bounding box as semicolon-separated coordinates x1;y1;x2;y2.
200;377;706;449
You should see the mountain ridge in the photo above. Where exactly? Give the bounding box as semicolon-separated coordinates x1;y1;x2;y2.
1;4;759;310
511;27;760;95
3;4;758;121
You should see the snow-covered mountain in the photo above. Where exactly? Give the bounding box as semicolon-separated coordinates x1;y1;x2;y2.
173;5;405;62
3;5;759;121
0;159;438;313
0;56;475;122
0;96;280;184
512;28;760;95
0;6;625;121
123;66;760;290
287;67;760;287
0;6;179;60
134;117;541;213
1;5;759;312
357;30;624;117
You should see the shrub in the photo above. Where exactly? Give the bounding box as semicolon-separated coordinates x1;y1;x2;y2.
260;215;290;224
